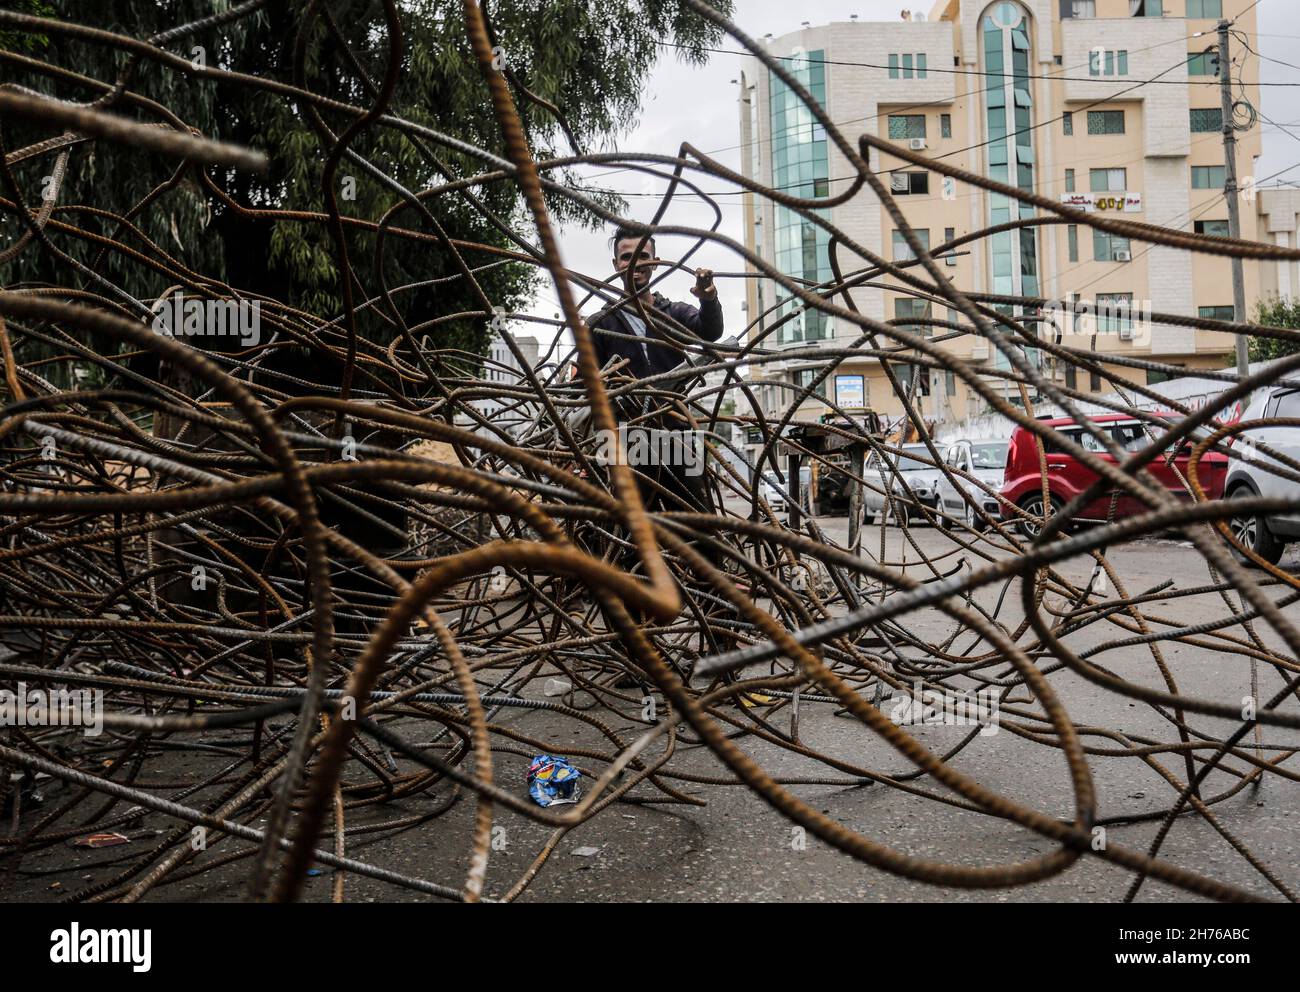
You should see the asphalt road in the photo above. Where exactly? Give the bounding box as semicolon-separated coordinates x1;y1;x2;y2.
5;513;1299;903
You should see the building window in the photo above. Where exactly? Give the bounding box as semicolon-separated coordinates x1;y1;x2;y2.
792;368;827;399
1192;165;1226;189
889;171;930;195
1195;219;1230;237
1188;51;1220;77
944;227;958;266
1187;0;1223;18
888;114;927;139
1089;50;1128;76
1131;0;1162;14
1089;167;1127;192
1067;225;1079;262
1087;110;1125;135
895;298;933;336
1065;0;1096;17
1063;111;1073;135
1096;293;1134;335
940;113;952;138
1065;365;1077;390
1146;367;1185;386
897;365;932;397
892;229;931;261
1190;107;1222;132
1065;168;1075;192
1199;305;1236;321
1093;229;1131;262
1090;369;1101;391
770;52;832;344
888;54;899;78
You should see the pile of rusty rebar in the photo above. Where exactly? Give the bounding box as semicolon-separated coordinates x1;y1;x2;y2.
2;1;1300;904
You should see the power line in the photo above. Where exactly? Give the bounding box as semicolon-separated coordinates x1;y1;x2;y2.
658;38;1300;86
581;33;1204;188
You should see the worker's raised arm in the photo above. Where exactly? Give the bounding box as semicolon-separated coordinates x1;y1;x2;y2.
662;267;723;342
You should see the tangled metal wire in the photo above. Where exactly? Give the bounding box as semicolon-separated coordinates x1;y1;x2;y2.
3;1;1300;904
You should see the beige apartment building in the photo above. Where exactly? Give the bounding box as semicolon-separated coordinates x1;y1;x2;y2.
737;0;1266;433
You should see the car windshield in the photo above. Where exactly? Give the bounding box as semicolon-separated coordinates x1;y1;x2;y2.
894;447;932;473
872;448;931;474
970;442;1009;469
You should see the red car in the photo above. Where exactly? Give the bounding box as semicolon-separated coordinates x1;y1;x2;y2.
995;414;1229;538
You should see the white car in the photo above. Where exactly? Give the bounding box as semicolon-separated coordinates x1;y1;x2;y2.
935;439;1010;531
1223;384;1300;565
759;467;810;515
862;444;943;525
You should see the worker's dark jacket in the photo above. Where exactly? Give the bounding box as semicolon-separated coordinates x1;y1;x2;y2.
589;292;724;383
587;292;723;515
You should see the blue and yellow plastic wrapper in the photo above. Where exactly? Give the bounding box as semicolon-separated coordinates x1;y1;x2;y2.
528;754;582;807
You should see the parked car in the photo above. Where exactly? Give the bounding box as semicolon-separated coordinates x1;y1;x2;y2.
1223;385;1300;565
996;414;1230;539
935;439;1010;531
759;467;811;516
862;444;943;525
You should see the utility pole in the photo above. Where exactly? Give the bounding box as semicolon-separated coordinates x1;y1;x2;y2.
1218;18;1249;377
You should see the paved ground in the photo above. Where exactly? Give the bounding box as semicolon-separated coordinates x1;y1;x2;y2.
5;513;1299;903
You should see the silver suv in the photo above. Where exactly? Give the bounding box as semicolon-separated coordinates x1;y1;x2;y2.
1224;384;1300;565
863;444;943;525
935;439;1010;531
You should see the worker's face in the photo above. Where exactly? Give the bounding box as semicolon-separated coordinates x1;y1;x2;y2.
614;237;656;293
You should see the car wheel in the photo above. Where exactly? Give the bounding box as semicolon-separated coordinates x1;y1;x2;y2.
962;499;988;534
1227;487;1283;566
937;502;956;532
1017;494;1062;540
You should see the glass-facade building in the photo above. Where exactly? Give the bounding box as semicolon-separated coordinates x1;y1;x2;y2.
769;52;832;345
981;2;1040;371
738;0;1264;423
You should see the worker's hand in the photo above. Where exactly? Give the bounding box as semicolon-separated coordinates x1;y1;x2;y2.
690;266;716;300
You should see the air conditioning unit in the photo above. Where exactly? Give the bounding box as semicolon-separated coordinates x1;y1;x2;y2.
971;341;989;360
909;137;927;151
1114;249;1132;262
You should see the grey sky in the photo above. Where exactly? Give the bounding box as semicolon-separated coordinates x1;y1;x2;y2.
521;0;1299;358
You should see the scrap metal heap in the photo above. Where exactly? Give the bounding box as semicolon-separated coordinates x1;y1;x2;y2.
1;1;1300;903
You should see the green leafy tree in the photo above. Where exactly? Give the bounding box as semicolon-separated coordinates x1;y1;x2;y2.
0;1;53;52
0;0;731;387
1247;297;1300;363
